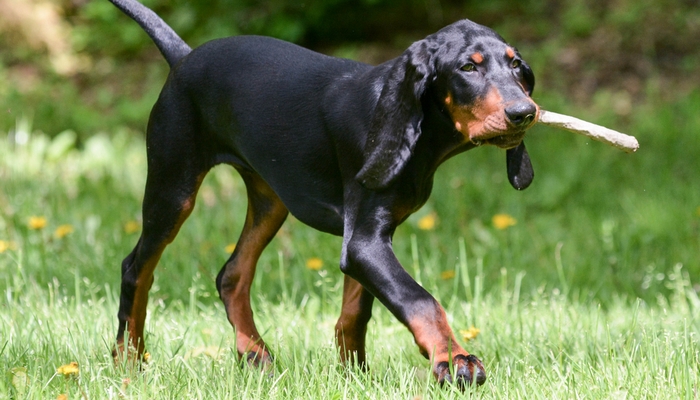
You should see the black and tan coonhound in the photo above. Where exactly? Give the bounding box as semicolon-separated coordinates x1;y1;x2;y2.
109;0;539;387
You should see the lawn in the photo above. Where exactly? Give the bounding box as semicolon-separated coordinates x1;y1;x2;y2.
1;90;699;398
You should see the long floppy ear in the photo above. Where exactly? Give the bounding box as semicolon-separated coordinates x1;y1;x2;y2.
355;40;436;190
505;60;536;190
506;142;534;190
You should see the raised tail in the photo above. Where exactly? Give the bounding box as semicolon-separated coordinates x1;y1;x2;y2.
109;0;191;67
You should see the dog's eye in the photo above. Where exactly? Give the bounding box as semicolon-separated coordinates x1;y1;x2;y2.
460;63;477;72
511;59;522;69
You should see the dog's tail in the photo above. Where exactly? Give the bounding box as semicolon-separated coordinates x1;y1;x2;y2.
109;0;191;67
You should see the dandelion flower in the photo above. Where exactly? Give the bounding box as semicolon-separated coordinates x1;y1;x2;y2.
440;270;456;280
224;243;237;253
0;240;18;253
54;224;74;239
56;361;79;377
417;213;437;230
57;395;68;400
492;213;516;230
28;216;47;230
459;326;481;342
306;257;323;270
124;220;140;234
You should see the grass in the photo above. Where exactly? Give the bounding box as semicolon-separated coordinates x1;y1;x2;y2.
1;91;700;398
2;265;698;399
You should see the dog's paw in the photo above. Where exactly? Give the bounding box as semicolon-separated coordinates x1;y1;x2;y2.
244;351;274;374
434;354;486;388
112;343;146;364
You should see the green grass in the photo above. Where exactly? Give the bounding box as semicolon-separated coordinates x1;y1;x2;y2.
1;92;700;398
2;265;698;399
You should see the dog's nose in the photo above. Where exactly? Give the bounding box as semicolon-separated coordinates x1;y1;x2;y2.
505;102;537;128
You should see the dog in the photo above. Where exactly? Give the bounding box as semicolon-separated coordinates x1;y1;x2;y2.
109;0;538;387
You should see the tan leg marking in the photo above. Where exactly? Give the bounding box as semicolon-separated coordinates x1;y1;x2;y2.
218;173;288;365
335;275;373;366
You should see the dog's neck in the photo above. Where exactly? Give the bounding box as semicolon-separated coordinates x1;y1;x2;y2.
382;92;478;217
416;90;478;170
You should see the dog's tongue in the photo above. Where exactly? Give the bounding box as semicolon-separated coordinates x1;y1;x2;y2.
506;142;534;190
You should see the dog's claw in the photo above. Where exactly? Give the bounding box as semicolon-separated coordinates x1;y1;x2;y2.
434;354;486;388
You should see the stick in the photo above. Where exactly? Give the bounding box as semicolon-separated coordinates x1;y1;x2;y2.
537;110;639;153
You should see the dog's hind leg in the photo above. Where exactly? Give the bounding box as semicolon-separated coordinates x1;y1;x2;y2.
113;93;212;362
216;170;289;368
114;152;208;362
335;275;375;367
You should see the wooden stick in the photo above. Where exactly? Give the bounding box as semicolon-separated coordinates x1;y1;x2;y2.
537;110;639;153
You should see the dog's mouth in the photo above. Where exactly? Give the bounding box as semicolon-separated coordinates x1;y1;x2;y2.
472;131;526;149
465;109;534;149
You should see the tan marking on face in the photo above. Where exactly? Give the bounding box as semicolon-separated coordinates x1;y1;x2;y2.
471;52;484;64
445;94;452;105
506;47;516;59
445;87;509;143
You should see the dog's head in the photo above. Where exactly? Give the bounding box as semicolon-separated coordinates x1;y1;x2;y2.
357;20;538;190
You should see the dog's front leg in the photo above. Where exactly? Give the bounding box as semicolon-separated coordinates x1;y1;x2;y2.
340;201;486;387
335;275;375;367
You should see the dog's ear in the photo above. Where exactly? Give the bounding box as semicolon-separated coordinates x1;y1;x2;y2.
506;142;534;190
521;60;535;96
355;40;436;190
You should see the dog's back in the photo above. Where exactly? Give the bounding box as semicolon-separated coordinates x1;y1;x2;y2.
161;35;379;233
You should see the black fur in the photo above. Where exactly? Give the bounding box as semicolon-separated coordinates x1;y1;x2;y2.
108;0;539;388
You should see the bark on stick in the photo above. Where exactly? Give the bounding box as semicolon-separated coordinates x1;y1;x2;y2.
537;110;639;153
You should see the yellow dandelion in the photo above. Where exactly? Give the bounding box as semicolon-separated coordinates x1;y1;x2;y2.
440;270;456;280
28;216;47;230
54;224;74;239
492;213;516;230
459;326;481;342
417;213;437;230
224;243;237;253
57;395;68;400
144;352;151;362
0;240;18;253
306;257;323;270
124;220;140;234
56;361;79;377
